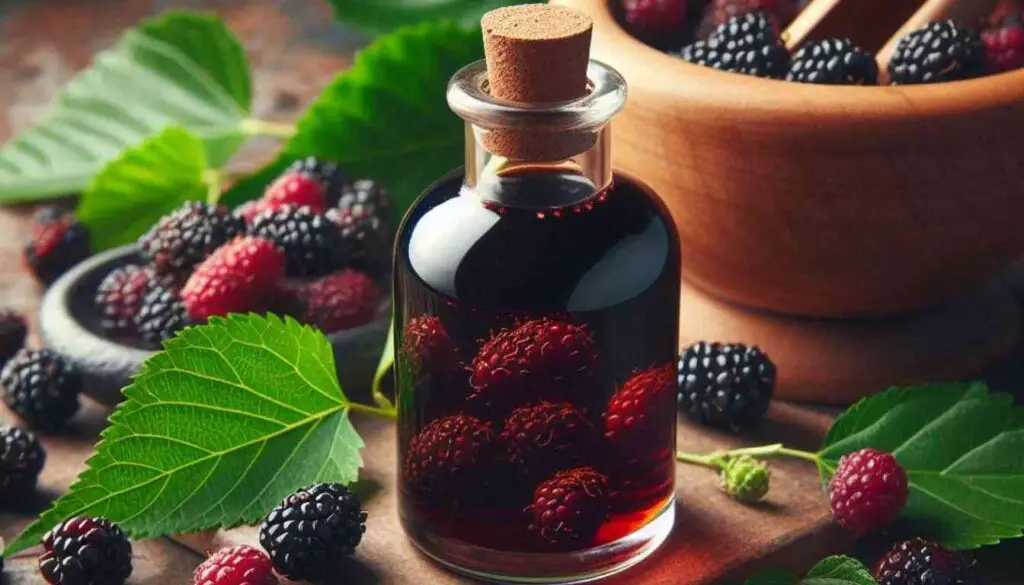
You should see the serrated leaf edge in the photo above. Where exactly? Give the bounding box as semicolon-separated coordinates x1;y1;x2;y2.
5;314;360;554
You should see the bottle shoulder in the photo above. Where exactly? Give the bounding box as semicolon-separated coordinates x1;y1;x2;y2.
397;172;681;311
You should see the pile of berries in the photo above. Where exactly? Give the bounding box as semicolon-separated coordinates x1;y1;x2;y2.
617;0;1024;84
24;481;368;585
194;482;367;585
92;158;390;348
399;315;677;551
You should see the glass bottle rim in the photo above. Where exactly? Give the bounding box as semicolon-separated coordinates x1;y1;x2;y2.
447;59;628;133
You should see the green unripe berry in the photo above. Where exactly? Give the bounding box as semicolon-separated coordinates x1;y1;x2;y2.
721;455;770;503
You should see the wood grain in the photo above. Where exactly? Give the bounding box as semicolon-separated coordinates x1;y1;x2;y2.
556;0;1024;319
175;407;851;584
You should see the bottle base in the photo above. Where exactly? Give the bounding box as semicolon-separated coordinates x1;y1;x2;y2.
406;497;676;584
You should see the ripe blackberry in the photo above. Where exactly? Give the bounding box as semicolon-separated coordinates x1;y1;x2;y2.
787;38;879;84
134;285;192;348
182;236;286;320
300;269;381;333
0;310;27;367
874;538;976;585
337;179;391;223
677;341;776;428
327;207;392;279
0;425;45;501
679;12;790;78
468;318;598;417
24;206;90;286
95;264;158;335
528;467;610;549
193;545;277;585
139;202;245;280
259;482;366;582
829;448;908;533
888;20;986;84
501;402;597;481
404;414;495;502
248;206;345;278
1;349;81;430
982;10;1024;73
39;517;133;585
289;156;348;205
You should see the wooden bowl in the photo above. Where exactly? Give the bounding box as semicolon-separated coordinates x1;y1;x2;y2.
557;0;1024;317
38;245;390;406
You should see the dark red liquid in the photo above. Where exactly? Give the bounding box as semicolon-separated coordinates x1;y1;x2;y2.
394;168;680;558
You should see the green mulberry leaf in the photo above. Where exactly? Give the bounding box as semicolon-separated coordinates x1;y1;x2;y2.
0;11;252;202
5;314;364;555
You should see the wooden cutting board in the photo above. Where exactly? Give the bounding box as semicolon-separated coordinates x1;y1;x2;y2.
174;405;850;584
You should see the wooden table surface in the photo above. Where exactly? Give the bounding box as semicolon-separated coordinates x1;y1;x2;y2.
1;2;1022;584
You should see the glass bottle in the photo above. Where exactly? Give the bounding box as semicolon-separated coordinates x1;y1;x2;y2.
392;44;681;585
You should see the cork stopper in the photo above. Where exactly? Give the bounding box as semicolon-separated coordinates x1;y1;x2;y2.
479;4;596;161
482;4;593;104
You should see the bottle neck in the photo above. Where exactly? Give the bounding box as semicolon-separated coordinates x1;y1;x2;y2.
463;123;613;208
446;59;627;208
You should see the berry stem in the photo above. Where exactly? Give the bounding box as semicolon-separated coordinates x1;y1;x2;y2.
243;118;298;139
348;401;398;420
676;443;821;469
673;452;724;468
202;169;223;204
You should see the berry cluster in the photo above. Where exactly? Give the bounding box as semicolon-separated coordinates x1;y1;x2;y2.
192;482;367;585
26;482;368;585
618;0;1024;84
399;315;677;551
92;159;391;347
